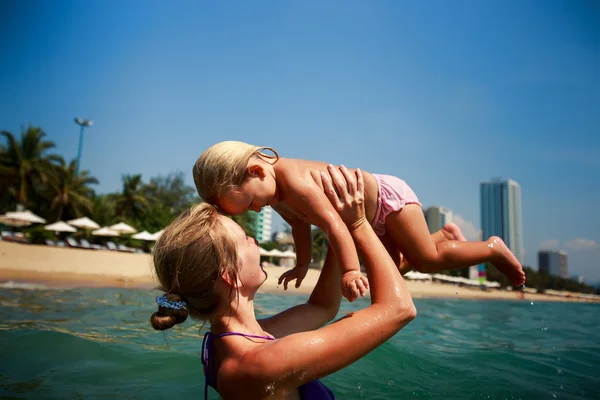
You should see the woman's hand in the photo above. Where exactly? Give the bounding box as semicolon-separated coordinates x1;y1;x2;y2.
320;164;366;231
321;164;370;301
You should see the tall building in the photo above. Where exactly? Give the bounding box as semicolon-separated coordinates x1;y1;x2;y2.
254;206;272;243
480;179;523;264
538;250;568;279
425;206;453;234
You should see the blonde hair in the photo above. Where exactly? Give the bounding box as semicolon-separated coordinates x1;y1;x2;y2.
192;141;278;204
150;203;240;330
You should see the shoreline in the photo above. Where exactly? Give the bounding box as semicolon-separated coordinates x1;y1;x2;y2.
1;241;598;303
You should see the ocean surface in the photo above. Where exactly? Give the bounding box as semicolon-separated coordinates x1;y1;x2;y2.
1;284;599;399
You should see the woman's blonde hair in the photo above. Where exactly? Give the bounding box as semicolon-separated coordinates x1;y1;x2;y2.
150;203;239;330
192;141;278;204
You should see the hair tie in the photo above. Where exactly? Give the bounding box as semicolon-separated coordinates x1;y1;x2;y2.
155;294;187;310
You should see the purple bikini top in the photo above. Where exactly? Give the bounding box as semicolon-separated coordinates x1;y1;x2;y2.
201;331;334;399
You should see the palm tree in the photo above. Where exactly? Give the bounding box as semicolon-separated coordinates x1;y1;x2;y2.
114;174;150;221
47;157;98;221
90;194;116;227
0;126;61;208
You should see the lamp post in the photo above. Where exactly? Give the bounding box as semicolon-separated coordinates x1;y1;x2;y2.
74;117;93;174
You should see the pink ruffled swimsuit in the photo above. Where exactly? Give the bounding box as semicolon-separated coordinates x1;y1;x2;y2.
371;174;422;236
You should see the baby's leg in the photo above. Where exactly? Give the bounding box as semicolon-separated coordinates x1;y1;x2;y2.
432;223;467;242
396;223;466;273
385;205;525;286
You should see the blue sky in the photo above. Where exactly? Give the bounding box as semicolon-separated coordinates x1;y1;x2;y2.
1;1;598;281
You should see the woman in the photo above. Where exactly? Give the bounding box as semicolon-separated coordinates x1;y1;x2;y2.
151;166;417;399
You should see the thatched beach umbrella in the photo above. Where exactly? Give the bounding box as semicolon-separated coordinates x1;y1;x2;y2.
280;249;297;259
45;221;77;233
3;210;46;224
148;229;164;241
92;227;120;237
0;214;32;227
67;217;100;230
109;222;137;235
132;231;155;241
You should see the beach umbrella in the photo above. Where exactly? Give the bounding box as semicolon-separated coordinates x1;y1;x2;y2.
132;230;155;241
259;247;270;255
109;222;137;234
67;217;100;230
0;214;32;227
148;229;164;241
45;221;77;233
268;249;285;257
280;249;297;259
92;226;120;237
4;210;46;224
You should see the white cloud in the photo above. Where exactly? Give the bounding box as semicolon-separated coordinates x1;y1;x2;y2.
565;238;598;250
539;239;559;250
453;214;481;241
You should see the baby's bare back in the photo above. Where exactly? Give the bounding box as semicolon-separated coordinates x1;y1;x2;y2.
273;158;379;225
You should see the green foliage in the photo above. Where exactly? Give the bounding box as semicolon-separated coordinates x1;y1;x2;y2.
0;125;61;209
485;263;598;294
0;127;199;247
45;157;98;221
232;211;258;237
312;227;328;265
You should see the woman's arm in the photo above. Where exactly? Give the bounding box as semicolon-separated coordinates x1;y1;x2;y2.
259;245;341;337
281;168;363;300
237;166;417;395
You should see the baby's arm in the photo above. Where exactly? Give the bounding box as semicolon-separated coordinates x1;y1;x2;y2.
285;216;313;270
285;171;367;301
273;206;313;289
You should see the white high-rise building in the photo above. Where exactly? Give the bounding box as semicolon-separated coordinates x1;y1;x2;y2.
425;206;453;234
255;206;272;243
480;179;523;263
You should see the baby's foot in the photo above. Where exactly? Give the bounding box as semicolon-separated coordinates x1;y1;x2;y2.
443;223;467;241
488;236;526;287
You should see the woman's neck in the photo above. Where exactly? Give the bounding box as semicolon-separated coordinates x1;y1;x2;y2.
210;296;265;336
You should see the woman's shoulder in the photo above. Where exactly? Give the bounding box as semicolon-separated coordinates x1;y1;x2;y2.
217;342;282;396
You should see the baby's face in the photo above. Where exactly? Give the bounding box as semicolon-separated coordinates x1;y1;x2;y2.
218;175;278;215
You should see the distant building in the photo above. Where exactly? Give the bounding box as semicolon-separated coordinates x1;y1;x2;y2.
253;206;272;243
480;179;523;264
538;250;568;279
425;206;453;234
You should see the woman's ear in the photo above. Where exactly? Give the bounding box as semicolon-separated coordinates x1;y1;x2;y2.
220;270;240;289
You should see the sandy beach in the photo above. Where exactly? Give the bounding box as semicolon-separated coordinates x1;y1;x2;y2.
1;241;598;303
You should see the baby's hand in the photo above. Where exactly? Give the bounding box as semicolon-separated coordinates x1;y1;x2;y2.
278;264;309;290
341;270;370;302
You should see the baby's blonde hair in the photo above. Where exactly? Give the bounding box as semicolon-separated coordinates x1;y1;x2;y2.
193;141;278;204
150;203;239;330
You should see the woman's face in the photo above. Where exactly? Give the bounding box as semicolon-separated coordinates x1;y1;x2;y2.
220;216;267;292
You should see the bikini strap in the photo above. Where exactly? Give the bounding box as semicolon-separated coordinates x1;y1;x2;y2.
216;331;275;340
202;331;275;400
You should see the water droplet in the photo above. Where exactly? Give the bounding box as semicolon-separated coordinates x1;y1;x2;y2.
541;327;548;331
557;357;561;361
560;385;564;390
557;369;562;374
530;301;534;305
551;393;557;398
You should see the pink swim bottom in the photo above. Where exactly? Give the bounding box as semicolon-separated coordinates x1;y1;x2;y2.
371;174;422;236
